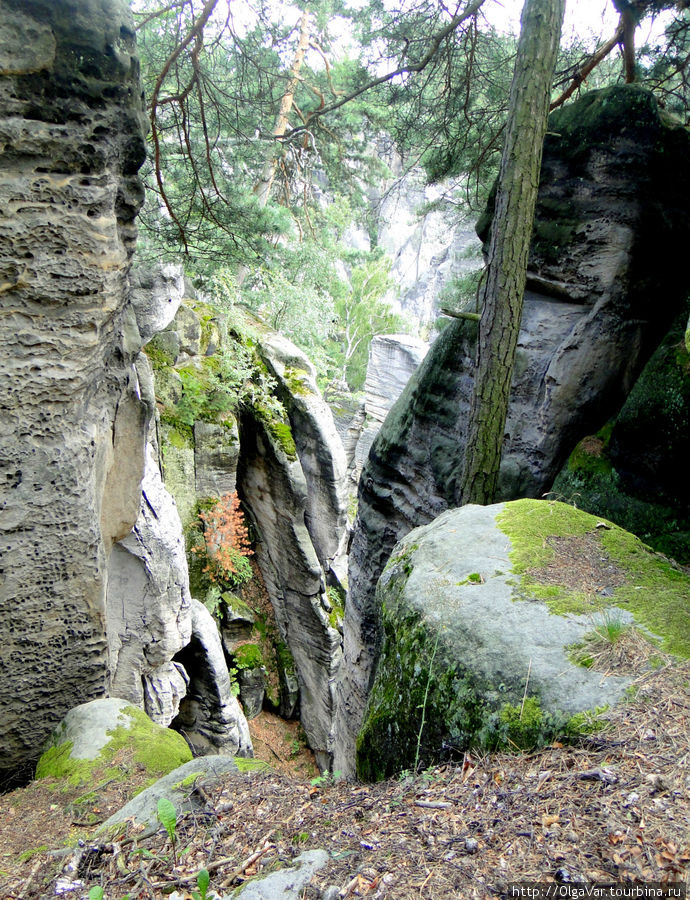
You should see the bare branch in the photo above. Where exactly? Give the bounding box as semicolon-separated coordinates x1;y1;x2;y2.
550;22;625;110
133;0;187;32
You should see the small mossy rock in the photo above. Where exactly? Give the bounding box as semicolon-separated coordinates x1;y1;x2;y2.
356;500;690;781
99;754;240;834
238;666;266;720
36;698;192;785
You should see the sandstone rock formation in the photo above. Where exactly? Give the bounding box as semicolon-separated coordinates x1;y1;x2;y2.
100;754;242;834
149;298;346;768
257;328;349;579
376;163;482;326
237;403;343;770
172;599;252;757
552;312;690;565
36;698;192;782
106;440;192;726
0;0;149;780
356;500;690;781
335;85;690;774
349;334;429;485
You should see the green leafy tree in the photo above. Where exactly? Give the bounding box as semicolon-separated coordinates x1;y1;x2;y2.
333;256;409;391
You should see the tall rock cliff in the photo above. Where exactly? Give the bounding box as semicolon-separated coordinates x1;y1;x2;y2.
334;85;690;774
0;0;148;779
148;295;348;769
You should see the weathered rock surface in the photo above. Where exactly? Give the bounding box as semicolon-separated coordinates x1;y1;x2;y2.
194;419;241;498
172;599;252;757
130;264;185;344
100;754;241;834
36;698;191;782
258;328;349;577
335;86;690;774
376;163;482;326
237;404;342;769
350;334;429;484
552;313;690;564
233;850;330;900
106;440;192;725
149;300;347;764
356;500;690;781
0;0;148;779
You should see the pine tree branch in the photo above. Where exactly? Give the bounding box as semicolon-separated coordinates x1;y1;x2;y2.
281;0;486;141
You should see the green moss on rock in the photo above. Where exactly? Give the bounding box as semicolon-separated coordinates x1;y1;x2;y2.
284;366;313;398
267;420;298;460
36;705;192;786
497;499;690;657
234;643;264;670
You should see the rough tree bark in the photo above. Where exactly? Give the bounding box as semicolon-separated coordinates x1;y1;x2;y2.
459;0;565;505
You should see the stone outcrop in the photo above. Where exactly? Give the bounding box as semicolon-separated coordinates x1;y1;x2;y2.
356;500;690;781
36;698;192;782
172;599;253;757
552;313;690;565
257;327;349;578
375;163;482;326
349;334;429;486
237;402;343;770
106;439;192;725
334;85;690;774
100;755;242;834
150;296;348;768
0;0;149;779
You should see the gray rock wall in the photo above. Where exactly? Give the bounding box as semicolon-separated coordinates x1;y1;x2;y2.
349;334;429;485
106;439;192;726
376;163;482;326
237;407;343;770
0;0;148;777
334;86;690;775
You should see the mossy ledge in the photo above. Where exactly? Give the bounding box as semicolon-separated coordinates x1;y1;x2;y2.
496;499;690;658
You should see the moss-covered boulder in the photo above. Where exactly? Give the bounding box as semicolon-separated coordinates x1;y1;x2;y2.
356;500;690;781
36;698;192;785
337;86;690;777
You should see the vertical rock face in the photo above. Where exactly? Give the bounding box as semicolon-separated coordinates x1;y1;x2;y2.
334;85;690;775
237;404;343;771
106;439;192;726
350;334;429;484
257;329;349;577
0;0;148;777
375;163;482;326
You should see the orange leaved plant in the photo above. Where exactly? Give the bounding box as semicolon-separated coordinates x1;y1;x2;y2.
192;491;253;587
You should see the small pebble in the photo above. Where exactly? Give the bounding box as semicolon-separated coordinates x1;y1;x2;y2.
464;837;479;853
623;791;640;807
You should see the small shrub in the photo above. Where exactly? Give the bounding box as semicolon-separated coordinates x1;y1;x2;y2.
191;492;253;588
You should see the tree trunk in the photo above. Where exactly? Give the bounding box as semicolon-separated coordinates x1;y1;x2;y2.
459;0;565;505
252;7;312;207
236;8;311;287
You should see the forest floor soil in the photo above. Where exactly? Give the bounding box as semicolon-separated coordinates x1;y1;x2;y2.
0;656;688;899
